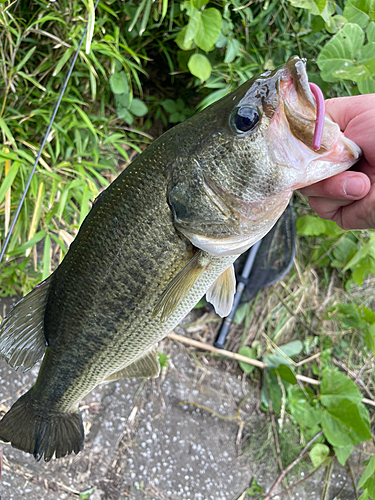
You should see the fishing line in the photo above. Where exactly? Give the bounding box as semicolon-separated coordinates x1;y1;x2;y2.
0;0;99;265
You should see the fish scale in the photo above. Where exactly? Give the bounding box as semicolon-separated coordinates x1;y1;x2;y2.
0;56;361;461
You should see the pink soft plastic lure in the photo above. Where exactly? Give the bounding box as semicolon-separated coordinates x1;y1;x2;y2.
309;82;325;151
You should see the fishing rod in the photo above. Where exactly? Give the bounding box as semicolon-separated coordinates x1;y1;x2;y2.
0;0;99;265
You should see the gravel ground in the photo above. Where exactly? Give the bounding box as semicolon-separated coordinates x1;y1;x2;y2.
0;300;367;500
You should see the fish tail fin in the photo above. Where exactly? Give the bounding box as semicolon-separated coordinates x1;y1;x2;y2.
0;390;84;461
0;275;53;371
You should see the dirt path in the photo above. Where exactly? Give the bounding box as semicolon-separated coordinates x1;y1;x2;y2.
0;304;362;499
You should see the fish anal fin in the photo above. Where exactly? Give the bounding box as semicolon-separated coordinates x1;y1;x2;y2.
0;275;52;371
206;264;236;317
104;346;160;381
152;250;211;322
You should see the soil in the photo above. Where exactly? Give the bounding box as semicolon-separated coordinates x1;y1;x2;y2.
0;302;366;500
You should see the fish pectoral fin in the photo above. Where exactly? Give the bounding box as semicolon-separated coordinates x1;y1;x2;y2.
206;264;236;318
104;346;160;381
0;275;52;371
152;250;211;322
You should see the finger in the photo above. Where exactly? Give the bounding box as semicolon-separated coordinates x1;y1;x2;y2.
326;95;375;167
330;184;375;230
307;196;355;221
299;171;371;200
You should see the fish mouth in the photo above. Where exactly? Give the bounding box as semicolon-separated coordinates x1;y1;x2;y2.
267;55;361;187
278;56;323;152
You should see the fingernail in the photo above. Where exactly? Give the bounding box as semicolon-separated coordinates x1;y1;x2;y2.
343;177;366;197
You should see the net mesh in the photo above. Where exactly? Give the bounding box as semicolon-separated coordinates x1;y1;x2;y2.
234;201;296;302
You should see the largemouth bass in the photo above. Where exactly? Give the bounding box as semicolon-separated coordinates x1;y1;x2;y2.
0;56;360;461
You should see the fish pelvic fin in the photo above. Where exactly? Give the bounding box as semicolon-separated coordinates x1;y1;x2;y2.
206;264;236;317
0;390;84;462
0;275;52;371
104;346;160;382
152;250;211;322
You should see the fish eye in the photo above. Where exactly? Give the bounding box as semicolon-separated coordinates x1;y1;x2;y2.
231;106;260;134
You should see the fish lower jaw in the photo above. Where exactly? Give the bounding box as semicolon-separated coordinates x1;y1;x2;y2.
293;134;362;188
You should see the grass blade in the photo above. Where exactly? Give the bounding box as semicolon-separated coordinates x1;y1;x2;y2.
85;0;95;54
42;234;51;280
26;182;45;257
4;148;11;237
0;159;19;205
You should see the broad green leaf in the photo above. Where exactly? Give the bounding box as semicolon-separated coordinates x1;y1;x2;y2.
288;387;322;428
79;487;95;499
109;71;129;94
359;490;369;500
194;8;222;52
358;455;375;490
358;71;375;93
129;98;148;117
309;443;330;468
343;0;375;28
161;100;177;113
325;14;348;34
286;0;321;14
265;372;282;414
115;93;130;109
175;27;195;51
188;53;212;81
296;215;342;236
321;399;371;446
317;23;365;83
225;38;241;64
343;242;371;272
194;0;209;7
328;303;367;329
238;346;256;375
332;236;357;264
334;444;353;466
321;371;362;406
185;9;201;44
169;112;186;123
362;307;375;324
117;108;133;124
274;365;296;385
246;477;263;496
352;256;375;284
265;340;303;368
368;22;375;43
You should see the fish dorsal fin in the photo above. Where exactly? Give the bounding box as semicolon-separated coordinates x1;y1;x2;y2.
104;346;160;381
0;276;52;371
206;264;236;317
152;250;211;322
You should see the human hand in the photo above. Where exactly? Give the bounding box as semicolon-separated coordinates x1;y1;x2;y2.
299;94;375;229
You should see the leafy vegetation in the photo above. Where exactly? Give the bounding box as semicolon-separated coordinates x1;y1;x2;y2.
1;0;375;497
